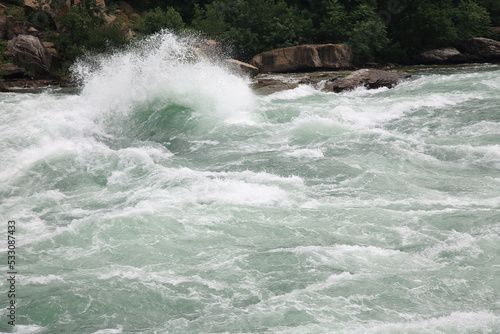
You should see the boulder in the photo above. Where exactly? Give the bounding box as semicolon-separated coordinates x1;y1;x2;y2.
224;59;259;77
250;44;352;73
1;63;26;79
8;35;51;76
456;37;500;62
417;48;467;64
324;69;410;92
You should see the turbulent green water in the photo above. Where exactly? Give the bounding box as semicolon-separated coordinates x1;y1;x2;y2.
1;33;500;333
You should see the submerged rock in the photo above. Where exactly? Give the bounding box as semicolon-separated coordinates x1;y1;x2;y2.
324;69;410;92
251;78;299;95
8;34;51;76
250;44;352;73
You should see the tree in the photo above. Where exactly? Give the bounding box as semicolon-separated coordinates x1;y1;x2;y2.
192;3;227;37
135;7;186;35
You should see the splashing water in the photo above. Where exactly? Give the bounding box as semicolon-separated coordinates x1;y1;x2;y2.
72;31;256;124
0;31;499;333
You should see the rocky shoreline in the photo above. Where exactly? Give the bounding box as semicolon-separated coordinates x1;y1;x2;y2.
1;32;500;94
2;0;500;95
2;62;498;95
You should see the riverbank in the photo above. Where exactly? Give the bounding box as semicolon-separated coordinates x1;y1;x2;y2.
1;0;500;91
2;63;498;96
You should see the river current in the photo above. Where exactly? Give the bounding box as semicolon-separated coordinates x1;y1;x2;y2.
1;32;499;333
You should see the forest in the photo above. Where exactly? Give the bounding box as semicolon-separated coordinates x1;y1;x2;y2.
2;0;500;71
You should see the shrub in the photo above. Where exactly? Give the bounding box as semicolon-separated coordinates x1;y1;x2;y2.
192;3;226;37
135;7;186;35
3;0;24;6
84;24;129;52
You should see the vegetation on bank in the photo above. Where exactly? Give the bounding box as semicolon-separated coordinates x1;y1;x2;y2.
1;0;499;77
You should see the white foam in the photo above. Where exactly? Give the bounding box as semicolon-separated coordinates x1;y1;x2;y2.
421;230;483;263
91;326;123;334
272;244;438;273
284;148;324;159
73;30;256;124
262;84;319;101
8;324;45;333
359;310;500;334
23;274;65;285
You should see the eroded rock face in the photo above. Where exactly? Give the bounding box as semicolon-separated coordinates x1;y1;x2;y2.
324;69;410;92
8;35;51;76
250;44;353;73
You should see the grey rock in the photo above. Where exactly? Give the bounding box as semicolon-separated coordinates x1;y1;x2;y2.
324;69;410;92
418;48;467;64
7;35;51;76
456;37;500;61
251;78;299;95
250;44;353;73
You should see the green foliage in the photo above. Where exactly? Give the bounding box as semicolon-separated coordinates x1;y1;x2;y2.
145;0;213;22
30;10;51;30
205;0;314;59
3;0;499;70
453;0;491;39
0;41;9;64
316;0;349;43
475;0;500;25
84;24;129;52
385;0;492;58
303;0;389;62
6;8;24;20
135;7;186;35
192;3;226;37
53;0;127;69
2;0;24;6
348;18;389;63
263;1;314;49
